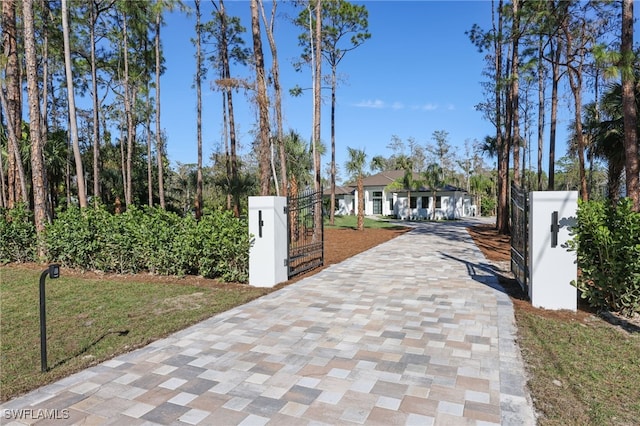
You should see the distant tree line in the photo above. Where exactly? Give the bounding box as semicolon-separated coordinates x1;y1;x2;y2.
468;0;640;234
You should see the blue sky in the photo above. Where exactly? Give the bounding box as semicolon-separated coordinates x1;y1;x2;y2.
159;0;566;183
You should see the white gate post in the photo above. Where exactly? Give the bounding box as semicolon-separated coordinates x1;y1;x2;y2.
248;196;288;288
528;191;578;311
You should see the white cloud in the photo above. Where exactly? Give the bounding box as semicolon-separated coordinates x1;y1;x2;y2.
446;103;455;110
421;103;438;111
391;102;404;110
354;99;385;109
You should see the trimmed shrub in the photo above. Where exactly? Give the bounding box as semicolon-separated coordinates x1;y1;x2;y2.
0;204;36;263
43;205;249;282
195;210;249;282
45;206;110;270
568;198;640;316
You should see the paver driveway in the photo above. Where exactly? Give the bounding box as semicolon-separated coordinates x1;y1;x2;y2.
1;218;536;425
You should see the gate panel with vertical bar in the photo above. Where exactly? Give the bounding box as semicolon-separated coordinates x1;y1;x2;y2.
510;182;528;292
287;188;324;278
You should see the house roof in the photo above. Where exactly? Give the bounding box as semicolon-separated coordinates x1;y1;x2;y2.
323;185;354;196
347;170;467;193
359;170;406;187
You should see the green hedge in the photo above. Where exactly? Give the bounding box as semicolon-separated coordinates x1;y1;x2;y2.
0;204;36;263
568;198;640;316
1;205;249;282
45;206;250;282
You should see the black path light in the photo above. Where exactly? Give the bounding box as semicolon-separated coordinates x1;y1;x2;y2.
40;264;60;372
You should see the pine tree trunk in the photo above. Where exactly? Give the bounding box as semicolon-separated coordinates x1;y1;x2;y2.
123;10;133;206
146;81;153;207
23;0;48;255
2;0;27;207
313;0;323;239
155;12;166;209
563;21;588;202
195;0;203;219
622;0;639;211
41;0;52;219
495;0;509;234
258;0;287;196
62;0;88;208
330;64;336;225
251;0;271;196
537;34;545;191
511;0;521;187
219;0;240;217
90;1;101;206
313;0;322;194
0;132;6;207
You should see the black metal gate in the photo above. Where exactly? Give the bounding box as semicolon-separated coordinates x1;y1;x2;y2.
510;182;528;292
287;188;324;278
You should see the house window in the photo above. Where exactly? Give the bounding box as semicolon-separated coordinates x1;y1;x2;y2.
436;196;442;208
410;197;417;208
421;196;429;209
389;199;394;212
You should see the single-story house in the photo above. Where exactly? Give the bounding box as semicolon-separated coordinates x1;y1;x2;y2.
325;170;476;220
323;185;355;215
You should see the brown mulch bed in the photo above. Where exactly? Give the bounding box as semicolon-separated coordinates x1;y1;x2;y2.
278;226;411;287
466;223;598;323
3;227;411;291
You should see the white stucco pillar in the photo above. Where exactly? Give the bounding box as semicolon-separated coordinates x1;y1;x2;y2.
528;191;578;311
248;196;288;288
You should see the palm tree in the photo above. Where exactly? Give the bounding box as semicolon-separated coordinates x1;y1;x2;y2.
398;155;423;220
370;155;387;173
592;83;632;205
423;163;443;220
478;136;498;163
283;130;313;196
385;155;423;220
345;147;367;231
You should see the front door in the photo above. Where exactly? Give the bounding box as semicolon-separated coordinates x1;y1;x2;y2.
372;191;382;215
373;198;382;215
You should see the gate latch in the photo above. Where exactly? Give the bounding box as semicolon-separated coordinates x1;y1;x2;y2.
258;210;264;238
550;211;559;248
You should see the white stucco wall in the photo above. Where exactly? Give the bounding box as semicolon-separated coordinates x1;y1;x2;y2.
528;191;578;311
355;188;471;219
393;192;469;220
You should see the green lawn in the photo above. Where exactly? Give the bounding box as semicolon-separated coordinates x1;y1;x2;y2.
324;214;403;229
0;267;270;401
516;309;640;425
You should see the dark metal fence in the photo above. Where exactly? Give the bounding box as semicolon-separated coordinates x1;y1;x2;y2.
287;188;324;278
510;182;528;292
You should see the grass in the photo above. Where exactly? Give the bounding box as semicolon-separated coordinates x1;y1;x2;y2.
515;310;640;425
0;267;270;401
324;214;403;229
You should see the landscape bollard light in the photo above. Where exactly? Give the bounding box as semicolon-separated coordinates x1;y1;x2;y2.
40;264;60;372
